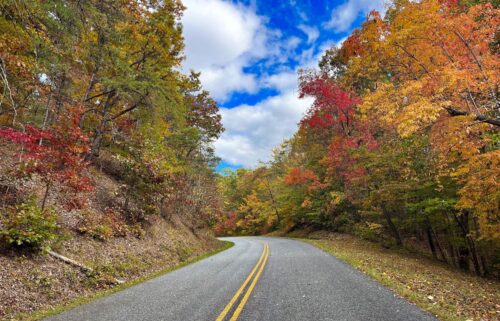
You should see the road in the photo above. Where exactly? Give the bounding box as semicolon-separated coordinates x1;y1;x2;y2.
45;237;437;321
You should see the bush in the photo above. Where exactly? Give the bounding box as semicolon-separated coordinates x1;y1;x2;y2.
77;209;129;241
332;212;356;233
0;199;58;250
354;222;383;242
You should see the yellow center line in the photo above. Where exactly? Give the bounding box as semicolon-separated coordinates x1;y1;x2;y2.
215;242;268;321
229;243;269;321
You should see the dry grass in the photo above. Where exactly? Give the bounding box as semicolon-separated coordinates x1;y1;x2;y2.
303;233;500;321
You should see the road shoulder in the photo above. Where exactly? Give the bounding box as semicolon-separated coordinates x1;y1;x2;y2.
302;234;499;321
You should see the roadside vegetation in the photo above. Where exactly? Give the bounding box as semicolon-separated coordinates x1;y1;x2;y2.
7;240;233;321
0;220;226;321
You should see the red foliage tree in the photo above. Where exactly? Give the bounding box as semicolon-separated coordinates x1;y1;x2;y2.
284;168;319;186
299;71;377;185
213;212;238;236
0;108;93;209
299;71;361;133
338;32;364;63
439;0;459;9
284;167;328;194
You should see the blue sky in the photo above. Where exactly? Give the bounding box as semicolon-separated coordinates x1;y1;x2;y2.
180;0;386;169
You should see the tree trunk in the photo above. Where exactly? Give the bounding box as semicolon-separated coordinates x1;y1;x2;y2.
426;227;437;259
264;176;281;225
451;244;461;268
52;73;67;124
86;91;116;160
444;214;459;267
41;181;51;210
466;237;482;276
479;254;489;276
382;205;402;245
472;215;488;276
454;212;471;271
454;211;482;275
431;227;449;264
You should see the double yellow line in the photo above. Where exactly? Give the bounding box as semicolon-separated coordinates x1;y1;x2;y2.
216;242;269;321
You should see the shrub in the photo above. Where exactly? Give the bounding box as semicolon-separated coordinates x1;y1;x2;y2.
77;209;129;241
0;199;58;250
332;212;356;233
353;222;383;242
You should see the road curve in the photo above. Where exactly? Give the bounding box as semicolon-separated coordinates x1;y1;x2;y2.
44;237;437;321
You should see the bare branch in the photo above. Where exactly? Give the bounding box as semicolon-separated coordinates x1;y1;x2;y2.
444;107;500;127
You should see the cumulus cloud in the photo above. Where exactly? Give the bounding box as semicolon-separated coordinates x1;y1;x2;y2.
325;0;386;32
182;0;267;101
181;0;315;167
215;92;314;167
198;64;258;102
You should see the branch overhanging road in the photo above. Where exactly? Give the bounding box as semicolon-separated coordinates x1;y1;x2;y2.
44;237;438;321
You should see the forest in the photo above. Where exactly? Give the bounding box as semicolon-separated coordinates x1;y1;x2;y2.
215;0;500;277
0;0;224;238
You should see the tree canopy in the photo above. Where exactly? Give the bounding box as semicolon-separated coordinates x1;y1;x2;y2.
215;0;499;277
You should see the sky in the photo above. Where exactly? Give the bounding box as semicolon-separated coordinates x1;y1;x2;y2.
180;0;386;170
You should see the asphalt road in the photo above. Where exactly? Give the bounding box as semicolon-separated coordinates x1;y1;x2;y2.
45;237;438;321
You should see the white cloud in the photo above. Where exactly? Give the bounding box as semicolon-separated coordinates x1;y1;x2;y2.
182;0;267;101
298;24;319;44
215;91;314;167
325;0;386;32
181;0;316;167
198;64;258;102
286;36;302;50
262;71;298;93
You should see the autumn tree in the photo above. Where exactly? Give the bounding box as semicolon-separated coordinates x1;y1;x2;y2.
0;108;92;210
214;0;499;276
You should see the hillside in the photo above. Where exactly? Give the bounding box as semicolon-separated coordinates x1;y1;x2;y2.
0;140;222;320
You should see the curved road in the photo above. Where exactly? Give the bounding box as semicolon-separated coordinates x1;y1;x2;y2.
45;237;437;321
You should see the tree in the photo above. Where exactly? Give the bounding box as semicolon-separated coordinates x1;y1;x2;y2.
0;107;92;210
